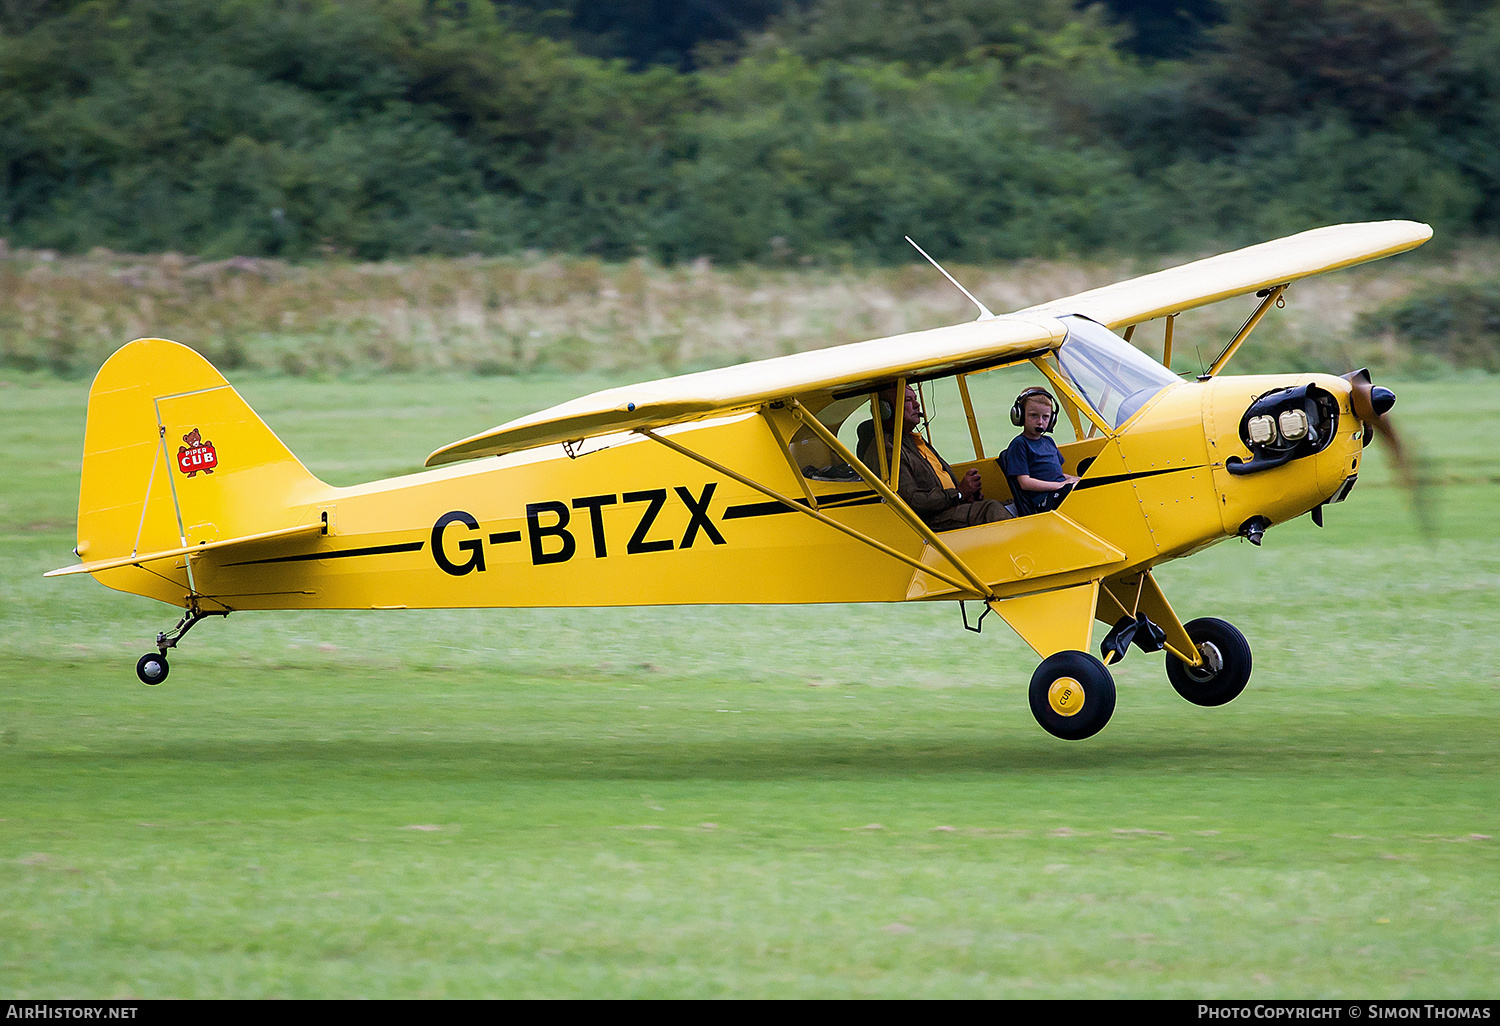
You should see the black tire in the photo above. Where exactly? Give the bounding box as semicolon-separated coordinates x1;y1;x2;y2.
136;653;169;686
1166;617;1251;707
1028;651;1116;741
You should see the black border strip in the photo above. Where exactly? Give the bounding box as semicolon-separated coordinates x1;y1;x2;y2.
723;490;882;521
1073;465;1205;490
224;541;425;568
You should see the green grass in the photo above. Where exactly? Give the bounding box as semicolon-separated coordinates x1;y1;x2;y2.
1;372;1497;997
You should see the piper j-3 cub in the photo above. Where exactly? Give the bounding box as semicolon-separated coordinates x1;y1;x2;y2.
49;221;1428;740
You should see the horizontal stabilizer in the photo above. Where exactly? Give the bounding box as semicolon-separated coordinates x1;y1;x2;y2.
46;522;323;578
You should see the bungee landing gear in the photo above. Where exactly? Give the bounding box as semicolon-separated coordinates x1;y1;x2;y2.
1023;615;1252;739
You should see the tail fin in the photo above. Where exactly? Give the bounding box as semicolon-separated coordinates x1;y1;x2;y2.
70;339;328;603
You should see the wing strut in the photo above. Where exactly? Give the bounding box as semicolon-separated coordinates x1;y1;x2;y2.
637;424;984;598
760;413;820;511
1205;284;1287;378
888;377;905;497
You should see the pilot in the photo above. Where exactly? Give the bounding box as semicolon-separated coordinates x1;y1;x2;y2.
1000;388;1080;515
858;384;1011;530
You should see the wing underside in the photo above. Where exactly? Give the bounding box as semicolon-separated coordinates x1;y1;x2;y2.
426;316;1066;465
1015;220;1432;330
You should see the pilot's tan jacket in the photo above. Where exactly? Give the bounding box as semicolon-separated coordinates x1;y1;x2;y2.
857;420;1010;531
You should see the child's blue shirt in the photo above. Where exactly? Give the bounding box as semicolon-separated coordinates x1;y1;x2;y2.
1001;433;1064;483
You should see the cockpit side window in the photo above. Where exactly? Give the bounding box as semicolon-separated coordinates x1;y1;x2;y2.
789;395;867;481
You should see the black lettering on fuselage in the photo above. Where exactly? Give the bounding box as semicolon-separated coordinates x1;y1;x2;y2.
432;510;485;576
623;489;673;554
527;501;576;565
675;483;725;548
571;494;618;558
430;482;725;574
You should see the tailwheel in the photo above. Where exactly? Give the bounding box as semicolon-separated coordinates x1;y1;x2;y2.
1028;651;1116;741
1166;617;1252;707
136;652;169;686
132;604;228;684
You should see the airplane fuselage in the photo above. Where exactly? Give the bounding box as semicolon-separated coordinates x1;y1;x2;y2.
94;372;1364;616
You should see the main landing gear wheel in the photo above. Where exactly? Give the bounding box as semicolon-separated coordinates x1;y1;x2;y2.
1166;617;1252;707
136;652;169;686
1028;651;1116;741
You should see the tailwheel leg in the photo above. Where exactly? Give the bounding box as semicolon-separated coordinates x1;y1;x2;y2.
136;605;228;685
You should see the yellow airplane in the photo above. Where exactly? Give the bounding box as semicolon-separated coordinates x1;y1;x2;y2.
48;221;1429;740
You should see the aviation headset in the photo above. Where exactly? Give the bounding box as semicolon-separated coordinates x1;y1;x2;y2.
877;383;919;422
1011;387;1058;432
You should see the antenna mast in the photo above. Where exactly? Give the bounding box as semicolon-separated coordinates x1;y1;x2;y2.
905;236;995;321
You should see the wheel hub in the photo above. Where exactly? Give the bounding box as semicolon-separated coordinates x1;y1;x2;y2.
1048;677;1086;716
1186;641;1223;682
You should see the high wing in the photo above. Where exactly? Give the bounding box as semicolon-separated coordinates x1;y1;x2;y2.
426;220;1431;467
1014;220;1431;329
425;315;1064;465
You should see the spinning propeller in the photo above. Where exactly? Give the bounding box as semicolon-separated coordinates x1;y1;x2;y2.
1339;368;1430;534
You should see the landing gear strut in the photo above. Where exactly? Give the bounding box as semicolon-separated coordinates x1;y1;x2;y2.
135;605;228;685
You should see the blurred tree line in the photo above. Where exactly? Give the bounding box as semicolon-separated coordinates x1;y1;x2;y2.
1;0;1496;263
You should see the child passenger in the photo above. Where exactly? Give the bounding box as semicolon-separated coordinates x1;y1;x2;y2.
1000;388;1080;515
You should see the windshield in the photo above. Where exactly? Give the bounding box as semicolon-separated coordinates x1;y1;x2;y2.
1056;316;1180;428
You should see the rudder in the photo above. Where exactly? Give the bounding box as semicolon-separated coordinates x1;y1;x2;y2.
75;339;328;605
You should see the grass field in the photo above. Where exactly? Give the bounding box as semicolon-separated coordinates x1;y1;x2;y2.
1;369;1497;998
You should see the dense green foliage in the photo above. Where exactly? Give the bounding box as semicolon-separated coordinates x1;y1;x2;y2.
503;0;785;70
1361;275;1500;372
2;0;1497;262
